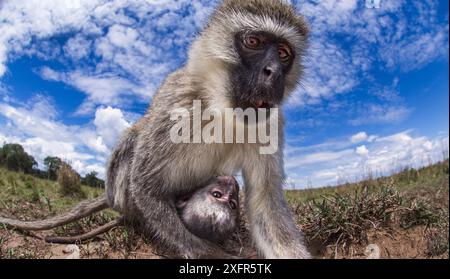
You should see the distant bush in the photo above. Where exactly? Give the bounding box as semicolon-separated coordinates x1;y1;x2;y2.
44;156;62;180
0;143;37;174
81;171;105;188
57;162;85;198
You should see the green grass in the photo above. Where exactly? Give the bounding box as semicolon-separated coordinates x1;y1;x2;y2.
0;167;104;218
286;160;449;203
287;160;449;257
0;160;448;259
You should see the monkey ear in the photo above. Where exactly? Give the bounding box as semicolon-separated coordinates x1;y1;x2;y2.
176;200;187;210
175;195;190;210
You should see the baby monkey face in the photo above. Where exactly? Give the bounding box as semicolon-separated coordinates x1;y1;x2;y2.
207;176;239;211
176;176;240;244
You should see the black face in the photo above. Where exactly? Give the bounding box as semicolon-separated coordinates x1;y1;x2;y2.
231;31;295;110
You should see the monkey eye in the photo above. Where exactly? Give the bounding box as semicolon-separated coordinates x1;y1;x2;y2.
278;44;292;62
229;201;237;210
244;35;262;49
212;191;222;198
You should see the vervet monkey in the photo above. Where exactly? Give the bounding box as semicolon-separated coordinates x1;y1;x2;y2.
106;0;310;258
1;0;310;259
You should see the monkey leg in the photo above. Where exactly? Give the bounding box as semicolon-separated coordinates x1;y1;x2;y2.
45;217;124;244
0;194;108;231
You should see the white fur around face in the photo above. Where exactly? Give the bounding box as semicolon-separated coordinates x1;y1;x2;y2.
187;10;307;105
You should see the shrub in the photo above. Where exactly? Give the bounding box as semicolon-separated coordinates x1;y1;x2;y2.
57;162;85;198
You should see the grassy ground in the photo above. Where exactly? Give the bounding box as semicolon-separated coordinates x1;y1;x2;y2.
0;161;448;259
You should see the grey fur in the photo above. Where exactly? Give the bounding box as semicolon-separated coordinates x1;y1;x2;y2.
177;176;240;244
106;0;310;259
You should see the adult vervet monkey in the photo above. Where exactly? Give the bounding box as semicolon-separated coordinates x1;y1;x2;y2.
106;0;310;259
0;0;310;259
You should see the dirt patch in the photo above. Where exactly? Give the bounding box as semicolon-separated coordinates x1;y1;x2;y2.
313;225;448;259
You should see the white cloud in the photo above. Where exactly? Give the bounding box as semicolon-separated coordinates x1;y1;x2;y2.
94;106;130;149
286;149;355;168
0;0;448;185
107;25;139;49
0;99;130;178
63;35;92;60
286;130;449;188
356;145;369;156
289;0;449;107
289;39;359;106
349;104;412;126
0;0;215;114
351;132;368;143
40;67;146;115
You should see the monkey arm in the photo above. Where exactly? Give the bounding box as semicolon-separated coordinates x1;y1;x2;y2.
44;217;124;244
243;150;311;259
0;194;108;231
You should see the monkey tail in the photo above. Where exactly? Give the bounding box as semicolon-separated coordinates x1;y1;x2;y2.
45;216;124;244
0;194;109;231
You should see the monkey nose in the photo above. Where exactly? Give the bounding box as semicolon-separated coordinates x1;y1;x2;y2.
263;66;273;77
262;63;281;81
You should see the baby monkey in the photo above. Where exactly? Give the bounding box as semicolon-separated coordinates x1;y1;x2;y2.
0;176;240;248
176;176;240;244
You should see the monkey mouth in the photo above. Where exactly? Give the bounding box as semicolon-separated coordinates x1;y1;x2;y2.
237;99;275;110
252;100;273;109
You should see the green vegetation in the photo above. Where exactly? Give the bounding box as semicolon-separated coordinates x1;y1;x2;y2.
81;171;105;189
57;162;85;198
43;156;62;180
0;167;104;216
0;142;105;189
288;160;449;258
0;143;37;174
0;159;448;259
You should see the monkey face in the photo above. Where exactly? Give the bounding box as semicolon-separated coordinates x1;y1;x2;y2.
230;30;296;111
208;176;239;211
176;176;240;243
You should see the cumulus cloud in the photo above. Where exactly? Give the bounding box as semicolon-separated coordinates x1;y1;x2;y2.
286;131;449;188
351;132;368;143
289;0;449;106
0;0;216;114
40;67;145;115
94;106;130;149
356;145;369;156
0;99;135;178
63;35;92;60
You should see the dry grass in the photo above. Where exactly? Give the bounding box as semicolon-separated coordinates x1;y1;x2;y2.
0;160;448;259
289;160;449;258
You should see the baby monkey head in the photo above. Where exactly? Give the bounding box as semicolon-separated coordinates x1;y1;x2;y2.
176;176;240;244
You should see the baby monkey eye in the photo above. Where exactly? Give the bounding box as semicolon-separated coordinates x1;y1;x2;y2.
212;191;222;198
229;201;237;210
278;44;292;62
244;35;262;49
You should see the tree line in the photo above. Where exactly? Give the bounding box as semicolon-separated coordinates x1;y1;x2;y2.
0;143;105;188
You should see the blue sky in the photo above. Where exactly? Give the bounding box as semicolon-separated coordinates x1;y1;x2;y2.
0;0;448;188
